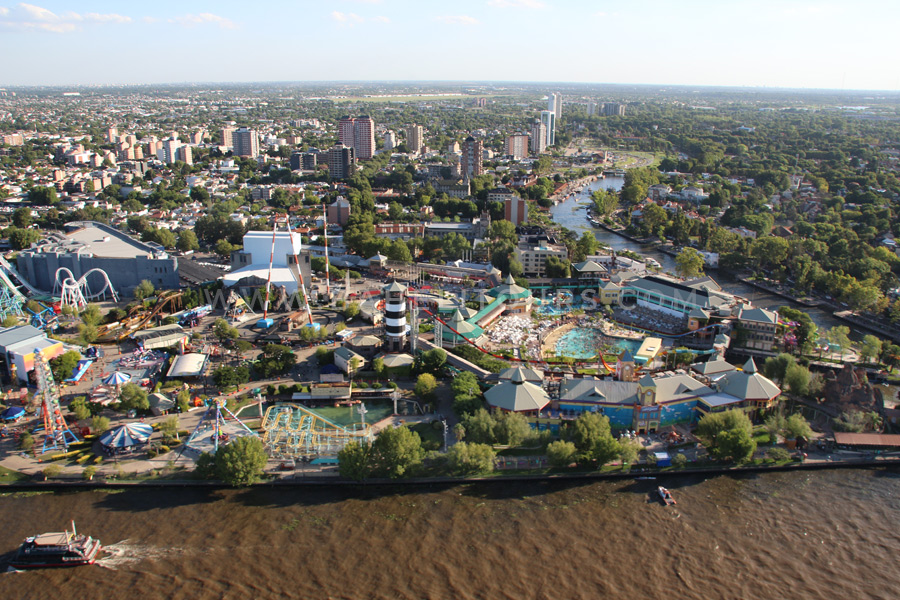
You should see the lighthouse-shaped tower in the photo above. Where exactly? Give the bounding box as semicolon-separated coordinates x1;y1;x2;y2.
383;281;408;352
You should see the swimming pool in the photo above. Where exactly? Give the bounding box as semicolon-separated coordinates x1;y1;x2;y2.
555;328;642;360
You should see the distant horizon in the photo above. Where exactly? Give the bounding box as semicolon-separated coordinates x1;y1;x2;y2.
3;80;900;95
1;1;898;91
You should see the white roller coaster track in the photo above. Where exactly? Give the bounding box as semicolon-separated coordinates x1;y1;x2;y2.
54;267;119;309
0;255;35;299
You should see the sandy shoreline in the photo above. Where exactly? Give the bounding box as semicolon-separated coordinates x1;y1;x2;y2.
540;322;577;356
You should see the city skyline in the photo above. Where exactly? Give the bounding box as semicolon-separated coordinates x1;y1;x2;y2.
0;0;899;91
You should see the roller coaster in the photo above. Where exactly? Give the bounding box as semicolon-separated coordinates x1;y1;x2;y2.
95;290;184;342
53;267;119;310
261;403;373;458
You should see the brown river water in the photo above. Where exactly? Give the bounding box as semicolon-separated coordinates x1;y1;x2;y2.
2;469;899;600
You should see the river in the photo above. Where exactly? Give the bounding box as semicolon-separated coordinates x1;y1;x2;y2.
2;469;899;599
550;178;847;334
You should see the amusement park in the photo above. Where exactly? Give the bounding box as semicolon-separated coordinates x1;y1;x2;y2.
0;217;864;485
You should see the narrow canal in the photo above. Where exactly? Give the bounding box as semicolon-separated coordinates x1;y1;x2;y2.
550;177;847;334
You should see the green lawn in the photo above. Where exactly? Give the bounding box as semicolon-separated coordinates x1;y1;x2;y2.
0;465;29;484
409;421;443;451
311;401;394;428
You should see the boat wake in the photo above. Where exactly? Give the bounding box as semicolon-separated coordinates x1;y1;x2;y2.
96;540;187;570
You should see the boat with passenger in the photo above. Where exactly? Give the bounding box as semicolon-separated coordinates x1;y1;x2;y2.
9;522;101;569
658;486;676;506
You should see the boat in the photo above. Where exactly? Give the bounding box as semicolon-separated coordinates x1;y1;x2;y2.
9;522;101;569
658;486;676;506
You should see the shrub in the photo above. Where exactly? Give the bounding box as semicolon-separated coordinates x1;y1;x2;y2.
767;447;792;462
42;464;63;480
671;453;688;468
82;466;97;481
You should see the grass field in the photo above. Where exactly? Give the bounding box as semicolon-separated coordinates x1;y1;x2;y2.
0;465;28;483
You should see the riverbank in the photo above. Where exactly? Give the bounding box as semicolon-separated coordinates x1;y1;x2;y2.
1;455;897;490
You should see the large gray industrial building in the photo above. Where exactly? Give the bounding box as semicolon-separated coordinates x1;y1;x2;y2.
16;221;179;296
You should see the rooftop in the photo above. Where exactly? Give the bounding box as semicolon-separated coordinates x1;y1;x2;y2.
34;221;161;259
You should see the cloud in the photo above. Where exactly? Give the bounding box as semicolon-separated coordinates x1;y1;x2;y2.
488;0;546;8
142;16;158;24
170;12;236;29
373;15;390;23
331;11;363;23
592;11;607;17
434;15;480;26
0;3;132;33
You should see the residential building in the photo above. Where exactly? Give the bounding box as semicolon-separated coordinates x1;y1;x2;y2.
461;136;483;179
221;127;235;148
540;110;556;146
505;134;529;159
531;119;547;153
432;179;471;199
232;128;259;158
384;131;397;151
736;306;778;351
488;188;528;225
601;102;625;116
326;144;356;180
515;235;568;277
338;116;375;160
334;346;366;375
327;196;352;227
406;125;424;154
548;92;562;121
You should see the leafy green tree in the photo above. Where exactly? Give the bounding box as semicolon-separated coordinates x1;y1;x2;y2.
590;433;622;467
784;364;810;397
255;344;297;377
12;207;32;228
133;279;155;301
618;438;641;465
177;229;200;252
716;427;756;463
859;335;883;363
372;356;385;376
176;389;191;413
371;425;424;478
215;436;268;486
28;185;58;206
783;414;813;441
446;442;495;475
825;326;852;359
215;239;235;258
212;318;239;341
762;353;796;385
343;301;360;320
91;415;110;434
79;304;103;327
571;411;611;452
7;227;41;249
672;453;688;468
494;411;531;447
77;323;98;344
696;409;753;454
160;415;180;443
675;247;705;279
69;397;91;421
461;408;496;444
419;347;447;373
546;440;577;467
118;383;149;411
414;373;437;400
338;441;372;481
50;350;81;382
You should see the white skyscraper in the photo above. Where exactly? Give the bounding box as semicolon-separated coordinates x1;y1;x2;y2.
540;110;556;147
549;92;562;120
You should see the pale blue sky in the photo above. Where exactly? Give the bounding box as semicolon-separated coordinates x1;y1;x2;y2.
1;0;898;90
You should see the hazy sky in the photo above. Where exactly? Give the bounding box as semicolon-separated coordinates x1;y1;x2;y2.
1;0;898;90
